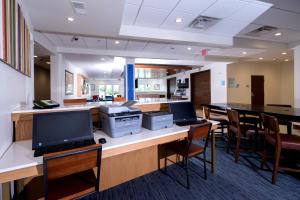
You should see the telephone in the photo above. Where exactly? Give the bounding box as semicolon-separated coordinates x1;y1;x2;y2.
33;100;60;109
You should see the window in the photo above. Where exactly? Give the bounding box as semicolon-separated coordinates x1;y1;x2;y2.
98;84;121;97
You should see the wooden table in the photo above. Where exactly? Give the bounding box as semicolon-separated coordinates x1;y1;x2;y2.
0;123;218;200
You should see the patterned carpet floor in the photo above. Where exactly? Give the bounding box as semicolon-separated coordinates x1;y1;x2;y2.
86;141;300;200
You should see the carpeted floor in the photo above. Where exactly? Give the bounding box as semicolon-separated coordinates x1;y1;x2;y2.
86;141;300;200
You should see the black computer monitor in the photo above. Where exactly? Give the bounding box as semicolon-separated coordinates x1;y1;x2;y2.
169;102;197;122
32;110;93;150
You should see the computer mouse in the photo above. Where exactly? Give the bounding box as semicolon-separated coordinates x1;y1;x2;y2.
99;138;107;144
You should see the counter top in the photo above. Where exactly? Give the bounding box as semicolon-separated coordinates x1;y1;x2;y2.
0;125;189;174
12;99;188;115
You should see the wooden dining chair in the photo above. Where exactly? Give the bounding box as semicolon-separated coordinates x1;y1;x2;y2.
227;109;258;163
25;144;102;200
164;122;212;189
203;106;228;137
261;114;300;184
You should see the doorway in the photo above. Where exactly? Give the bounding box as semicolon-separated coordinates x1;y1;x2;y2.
191;70;211;110
251;75;264;105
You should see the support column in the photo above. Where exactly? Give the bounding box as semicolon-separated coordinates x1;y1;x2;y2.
294;45;300;108
125;59;135;100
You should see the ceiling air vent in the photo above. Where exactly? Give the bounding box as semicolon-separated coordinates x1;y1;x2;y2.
71;0;87;15
189;15;220;30
246;26;278;37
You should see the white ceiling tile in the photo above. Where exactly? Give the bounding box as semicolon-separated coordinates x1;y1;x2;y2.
175;0;217;14
143;42;166;52
122;4;140;25
126;0;143;6
107;39;128;50
206;19;247;36
143;0;180;10
229;2;271;23
44;33;63;46
126;41;147;51
58;35;87;48
135;6;170;27
202;0;248;19
82;37;106;49
161;10;198;30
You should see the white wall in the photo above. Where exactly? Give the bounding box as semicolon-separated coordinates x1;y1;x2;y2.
294;45;300;108
227;61;294;106
50;54;89;104
202;62;229;103
0;0;34;198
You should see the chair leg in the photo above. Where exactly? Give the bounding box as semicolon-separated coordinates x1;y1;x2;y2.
164;147;168;173
185;158;190;189
287;124;292;135
260;144;267;169
203;151;207;180
226;132;231;153
272;147;281;184
235;136;241;163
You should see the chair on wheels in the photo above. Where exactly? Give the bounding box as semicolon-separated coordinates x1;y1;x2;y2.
261;114;300;184
203;106;228;137
164;122;212;189
25;144;102;200
227;109;259;163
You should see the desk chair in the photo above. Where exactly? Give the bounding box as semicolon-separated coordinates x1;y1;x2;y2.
261;114;300;184
25;144;102;200
227;109;261;163
164;123;212;189
203;106;228;137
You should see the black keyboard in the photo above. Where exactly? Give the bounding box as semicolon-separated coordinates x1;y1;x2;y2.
175;119;207;126
34;139;96;157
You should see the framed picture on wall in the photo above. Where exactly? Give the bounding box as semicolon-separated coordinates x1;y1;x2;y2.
65;70;74;95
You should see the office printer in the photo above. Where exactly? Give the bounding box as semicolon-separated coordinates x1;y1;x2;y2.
100;105;142;138
142;111;173;131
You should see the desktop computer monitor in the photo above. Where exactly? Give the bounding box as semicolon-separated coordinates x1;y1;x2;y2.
32;110;93;150
169;102;197;122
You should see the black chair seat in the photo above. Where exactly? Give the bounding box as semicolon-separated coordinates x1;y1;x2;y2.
210;117;228;125
240;116;261;125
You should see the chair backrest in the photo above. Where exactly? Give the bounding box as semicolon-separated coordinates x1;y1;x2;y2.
43;144;102;199
261;114;280;144
203;106;210;119
227;109;241;134
188;122;212;150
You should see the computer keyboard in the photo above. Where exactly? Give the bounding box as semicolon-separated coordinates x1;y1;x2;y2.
175;119;207;126
34;139;96;157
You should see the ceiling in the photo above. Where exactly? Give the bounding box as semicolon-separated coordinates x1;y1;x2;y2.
238;0;300;43
64;54;125;79
27;0;298;71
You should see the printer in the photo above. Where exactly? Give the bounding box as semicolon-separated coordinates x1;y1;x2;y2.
142;111;173;131
100;105;142;138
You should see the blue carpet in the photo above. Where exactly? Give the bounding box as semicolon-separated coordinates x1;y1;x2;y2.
88;141;300;200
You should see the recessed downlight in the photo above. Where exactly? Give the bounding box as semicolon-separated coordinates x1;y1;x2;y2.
101;58;105;61
187;47;192;51
175;17;182;23
46;61;51;65
115;40;120;44
67;17;74;22
285;59;289;62
34;55;38;58
274;32;282;36
259;57;264;60
281;52;287;55
242;51;247;55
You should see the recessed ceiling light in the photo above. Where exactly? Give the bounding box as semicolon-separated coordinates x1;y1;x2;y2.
115;40;120;44
187;47;192;51
281;52;287;55
67;17;74;22
46;61;51;65
273;58;277;61
175;17;182;23
34;55;38;58
101;58;105;61
285;59;289;62
259;57;263;60
274;32;282;36
242;51;247;55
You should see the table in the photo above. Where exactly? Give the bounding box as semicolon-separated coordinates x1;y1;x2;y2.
206;103;300;122
0;122;218;200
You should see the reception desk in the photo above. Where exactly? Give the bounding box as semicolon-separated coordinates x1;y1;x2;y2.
1;100;218;200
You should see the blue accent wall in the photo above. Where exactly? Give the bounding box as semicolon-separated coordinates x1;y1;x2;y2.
127;64;135;100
